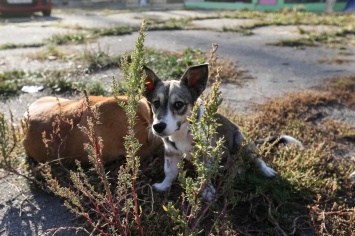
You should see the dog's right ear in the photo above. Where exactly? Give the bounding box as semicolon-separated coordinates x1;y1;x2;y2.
142;65;161;101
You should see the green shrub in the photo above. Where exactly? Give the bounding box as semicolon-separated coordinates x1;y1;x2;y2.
81;48;121;73
48;33;87;45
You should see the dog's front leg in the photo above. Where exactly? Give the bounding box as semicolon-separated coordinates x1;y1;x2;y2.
201;138;219;202
153;152;180;192
202;181;216;202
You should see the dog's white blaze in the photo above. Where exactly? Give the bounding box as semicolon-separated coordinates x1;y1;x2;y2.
162;81;180;135
162;108;178;136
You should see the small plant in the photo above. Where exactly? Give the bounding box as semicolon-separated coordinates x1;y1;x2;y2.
0;70;26;82
0;112;18;169
0;70;27;96
0;111;36;184
90;26;134;37
87;81;107;96
81;47;121;73
27;45;78;61
48;33;88;45
41;20;148;235
145;48;205;80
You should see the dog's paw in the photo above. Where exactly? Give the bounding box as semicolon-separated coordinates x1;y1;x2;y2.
152;182;170;192
202;183;216;202
259;162;277;177
349;171;355;183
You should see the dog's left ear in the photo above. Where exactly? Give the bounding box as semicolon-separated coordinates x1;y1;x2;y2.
142;65;161;101
180;64;209;100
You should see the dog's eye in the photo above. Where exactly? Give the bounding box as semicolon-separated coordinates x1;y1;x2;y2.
173;101;184;110
153;101;160;109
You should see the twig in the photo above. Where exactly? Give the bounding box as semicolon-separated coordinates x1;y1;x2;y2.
310;210;321;236
19;195;41;217
289;215;308;235
139;183;155;215
44;226;90;236
262;194;288;236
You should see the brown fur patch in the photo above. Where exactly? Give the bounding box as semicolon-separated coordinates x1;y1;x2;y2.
23;96;161;165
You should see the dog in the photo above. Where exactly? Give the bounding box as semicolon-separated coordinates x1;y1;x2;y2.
142;63;302;201
23;96;160;165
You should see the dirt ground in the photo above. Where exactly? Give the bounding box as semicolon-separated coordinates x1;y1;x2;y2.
0;8;355;235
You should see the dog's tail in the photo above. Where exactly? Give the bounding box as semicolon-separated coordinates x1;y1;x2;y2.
254;135;303;148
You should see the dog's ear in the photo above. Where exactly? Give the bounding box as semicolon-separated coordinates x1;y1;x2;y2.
142;65;161;101
180;64;209;100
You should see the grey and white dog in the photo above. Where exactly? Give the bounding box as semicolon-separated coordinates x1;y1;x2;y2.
142;63;302;201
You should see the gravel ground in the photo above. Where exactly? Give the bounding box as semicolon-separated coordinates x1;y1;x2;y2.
0;9;355;235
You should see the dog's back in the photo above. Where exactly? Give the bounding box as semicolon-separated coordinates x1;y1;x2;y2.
214;113;244;155
23;96;160;165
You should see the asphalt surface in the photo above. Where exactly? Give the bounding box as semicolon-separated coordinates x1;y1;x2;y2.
0;8;355;235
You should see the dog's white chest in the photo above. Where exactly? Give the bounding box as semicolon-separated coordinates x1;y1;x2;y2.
164;123;193;159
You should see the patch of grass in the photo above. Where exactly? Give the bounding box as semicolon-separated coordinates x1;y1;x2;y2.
0;31;89;51
80;48;121;73
0;70;27;96
0;70;26;82
55;18;190;41
145;47;204;80
221;88;354;235
99;9;132;16
147;18;192;30
11;46;250;98
326;74;355;108
145;48;252;85
87;81;107;96
216;10;355;52
54;23;87;31
0;69;83;97
269;26;355;51
42;69;87;93
27;45;78;61
318;57;353;65
223;25;254;35
0;42;44;50
48;77;73;92
90;26;135;37
1;48;117;97
47;33;88;45
224;9;355;27
267;37;318;47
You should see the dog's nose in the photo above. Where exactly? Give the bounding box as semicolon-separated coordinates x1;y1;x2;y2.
153;122;167;134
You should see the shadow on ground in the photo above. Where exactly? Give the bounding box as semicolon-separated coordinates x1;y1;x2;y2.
0;173;80;235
